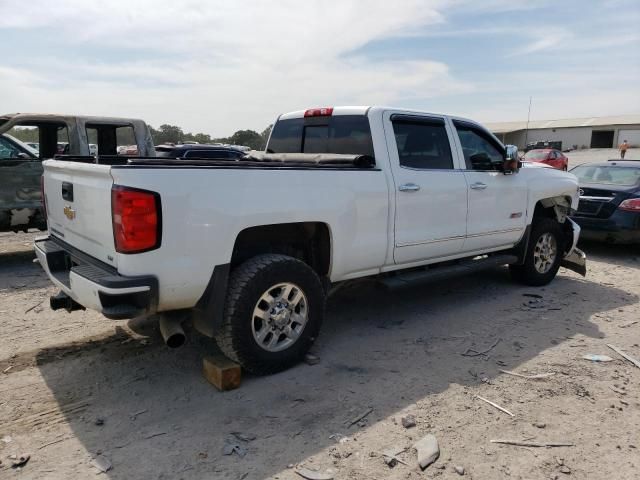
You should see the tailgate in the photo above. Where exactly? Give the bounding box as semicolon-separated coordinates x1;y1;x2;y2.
43;160;117;267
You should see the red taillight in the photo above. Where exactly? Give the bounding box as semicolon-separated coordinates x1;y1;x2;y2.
304;107;333;117
112;186;161;253
618;198;640;212
40;175;47;219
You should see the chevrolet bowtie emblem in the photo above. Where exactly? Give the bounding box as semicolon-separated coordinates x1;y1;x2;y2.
63;205;76;220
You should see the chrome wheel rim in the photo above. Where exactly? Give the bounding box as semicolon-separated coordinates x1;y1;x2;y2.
533;232;557;274
251;282;308;352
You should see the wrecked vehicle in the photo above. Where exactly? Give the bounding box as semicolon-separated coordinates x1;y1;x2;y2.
35;106;586;374
0;113;155;233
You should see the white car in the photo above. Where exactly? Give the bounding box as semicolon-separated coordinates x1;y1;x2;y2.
35;106;586;374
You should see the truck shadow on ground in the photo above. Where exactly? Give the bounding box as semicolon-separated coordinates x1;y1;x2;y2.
34;264;636;479
0;249;49;292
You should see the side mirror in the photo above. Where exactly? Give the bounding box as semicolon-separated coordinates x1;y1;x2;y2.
503;145;520;174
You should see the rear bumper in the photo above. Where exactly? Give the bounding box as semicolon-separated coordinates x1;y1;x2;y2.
571;210;640;244
34;236;158;319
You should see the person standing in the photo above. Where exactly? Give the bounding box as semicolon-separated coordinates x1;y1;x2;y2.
619;139;629;159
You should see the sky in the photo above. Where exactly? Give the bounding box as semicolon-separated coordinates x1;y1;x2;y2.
0;0;639;136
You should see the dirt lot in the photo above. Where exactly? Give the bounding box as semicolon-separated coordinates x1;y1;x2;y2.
1;148;639;479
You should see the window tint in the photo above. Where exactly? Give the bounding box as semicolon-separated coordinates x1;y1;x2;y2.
267;115;374;157
454;123;504;171
392;120;453;170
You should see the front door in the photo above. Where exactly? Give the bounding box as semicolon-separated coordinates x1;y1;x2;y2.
385;113;468;264
451;120;527;252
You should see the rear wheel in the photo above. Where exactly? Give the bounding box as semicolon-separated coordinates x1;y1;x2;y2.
215;254;325;375
510;218;564;286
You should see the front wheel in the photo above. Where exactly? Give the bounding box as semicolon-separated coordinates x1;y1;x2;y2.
214;254;325;375
510;218;564;286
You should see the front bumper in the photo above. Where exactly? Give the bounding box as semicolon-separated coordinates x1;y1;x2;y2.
560;218;587;276
34;236;158;319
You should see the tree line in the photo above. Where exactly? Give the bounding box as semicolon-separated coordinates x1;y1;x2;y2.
8;123;273;151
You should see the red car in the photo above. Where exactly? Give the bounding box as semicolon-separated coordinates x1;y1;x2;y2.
523;149;568;171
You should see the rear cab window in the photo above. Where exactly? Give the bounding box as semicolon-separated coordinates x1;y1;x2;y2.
3;123;69;159
267;115;375;158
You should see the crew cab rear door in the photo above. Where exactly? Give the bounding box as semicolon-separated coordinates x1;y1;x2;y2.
384;112;468;264
43;160;118;267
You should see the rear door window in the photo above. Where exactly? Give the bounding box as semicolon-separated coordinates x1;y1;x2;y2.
267;115;374;157
392;119;453;170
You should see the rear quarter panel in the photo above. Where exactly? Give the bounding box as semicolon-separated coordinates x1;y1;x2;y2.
111;166;389;310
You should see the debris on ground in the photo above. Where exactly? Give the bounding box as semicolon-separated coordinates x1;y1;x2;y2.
11;453;30;468
606;344;640;368
454;465;465;475
559;465;572;474
380;447;409;468
329;433;350;444
401;414;416;429
295;467;334;480
490;440;574;448
94;417;105;426
582;354;614;362
304;354;321;365
475;395;515;417
2;365;13;374
223;434;252;458
91;456;112;473
414;434;440;470
130;409;148;421
609;385;626;395
1;435;12;443
534;422;547;429
345;407;373;427
618;320;638;328
461;338;501;357
499;369;555;380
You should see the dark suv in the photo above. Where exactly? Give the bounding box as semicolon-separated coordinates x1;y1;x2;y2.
155;144;246;159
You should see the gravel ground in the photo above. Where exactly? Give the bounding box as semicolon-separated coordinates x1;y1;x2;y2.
0;150;639;479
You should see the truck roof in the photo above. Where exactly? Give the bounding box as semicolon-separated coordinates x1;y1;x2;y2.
277;106;477;126
0;113;148;128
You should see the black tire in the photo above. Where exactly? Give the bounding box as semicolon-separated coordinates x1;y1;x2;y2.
510;218;564;286
214;254;325;375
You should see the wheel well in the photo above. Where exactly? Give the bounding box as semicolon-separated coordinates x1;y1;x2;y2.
533;196;573;223
231;222;331;276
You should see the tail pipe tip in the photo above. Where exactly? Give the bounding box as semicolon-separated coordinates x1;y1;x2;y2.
158;314;186;349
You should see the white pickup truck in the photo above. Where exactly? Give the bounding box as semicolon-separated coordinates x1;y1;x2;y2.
36;106;586;374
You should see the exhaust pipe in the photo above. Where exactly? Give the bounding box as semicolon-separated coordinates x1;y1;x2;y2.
50;291;85;312
158;313;186;349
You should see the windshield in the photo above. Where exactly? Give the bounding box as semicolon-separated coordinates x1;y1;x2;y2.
267;115;374;157
524;150;549;160
571;165;640;186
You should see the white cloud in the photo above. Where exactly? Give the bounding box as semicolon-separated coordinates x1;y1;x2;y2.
0;0;472;134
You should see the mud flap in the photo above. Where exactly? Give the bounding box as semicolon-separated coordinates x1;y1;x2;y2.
561;248;587;277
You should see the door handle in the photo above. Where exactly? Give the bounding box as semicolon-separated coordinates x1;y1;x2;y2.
470;182;487;190
399;183;420;192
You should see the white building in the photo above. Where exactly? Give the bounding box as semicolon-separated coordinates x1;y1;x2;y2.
486;114;640;150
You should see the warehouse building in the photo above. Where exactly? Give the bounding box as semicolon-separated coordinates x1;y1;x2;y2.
486;114;640;150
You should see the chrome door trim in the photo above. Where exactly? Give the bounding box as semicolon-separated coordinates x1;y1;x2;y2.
396;234;466;248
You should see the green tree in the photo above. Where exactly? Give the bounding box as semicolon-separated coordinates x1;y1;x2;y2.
152;124;184;144
227;130;264;150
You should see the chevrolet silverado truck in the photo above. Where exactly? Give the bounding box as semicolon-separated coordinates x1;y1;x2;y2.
0;113;155;233
35;106;586;374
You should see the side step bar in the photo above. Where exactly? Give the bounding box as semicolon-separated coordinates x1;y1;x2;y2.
380;254;518;290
